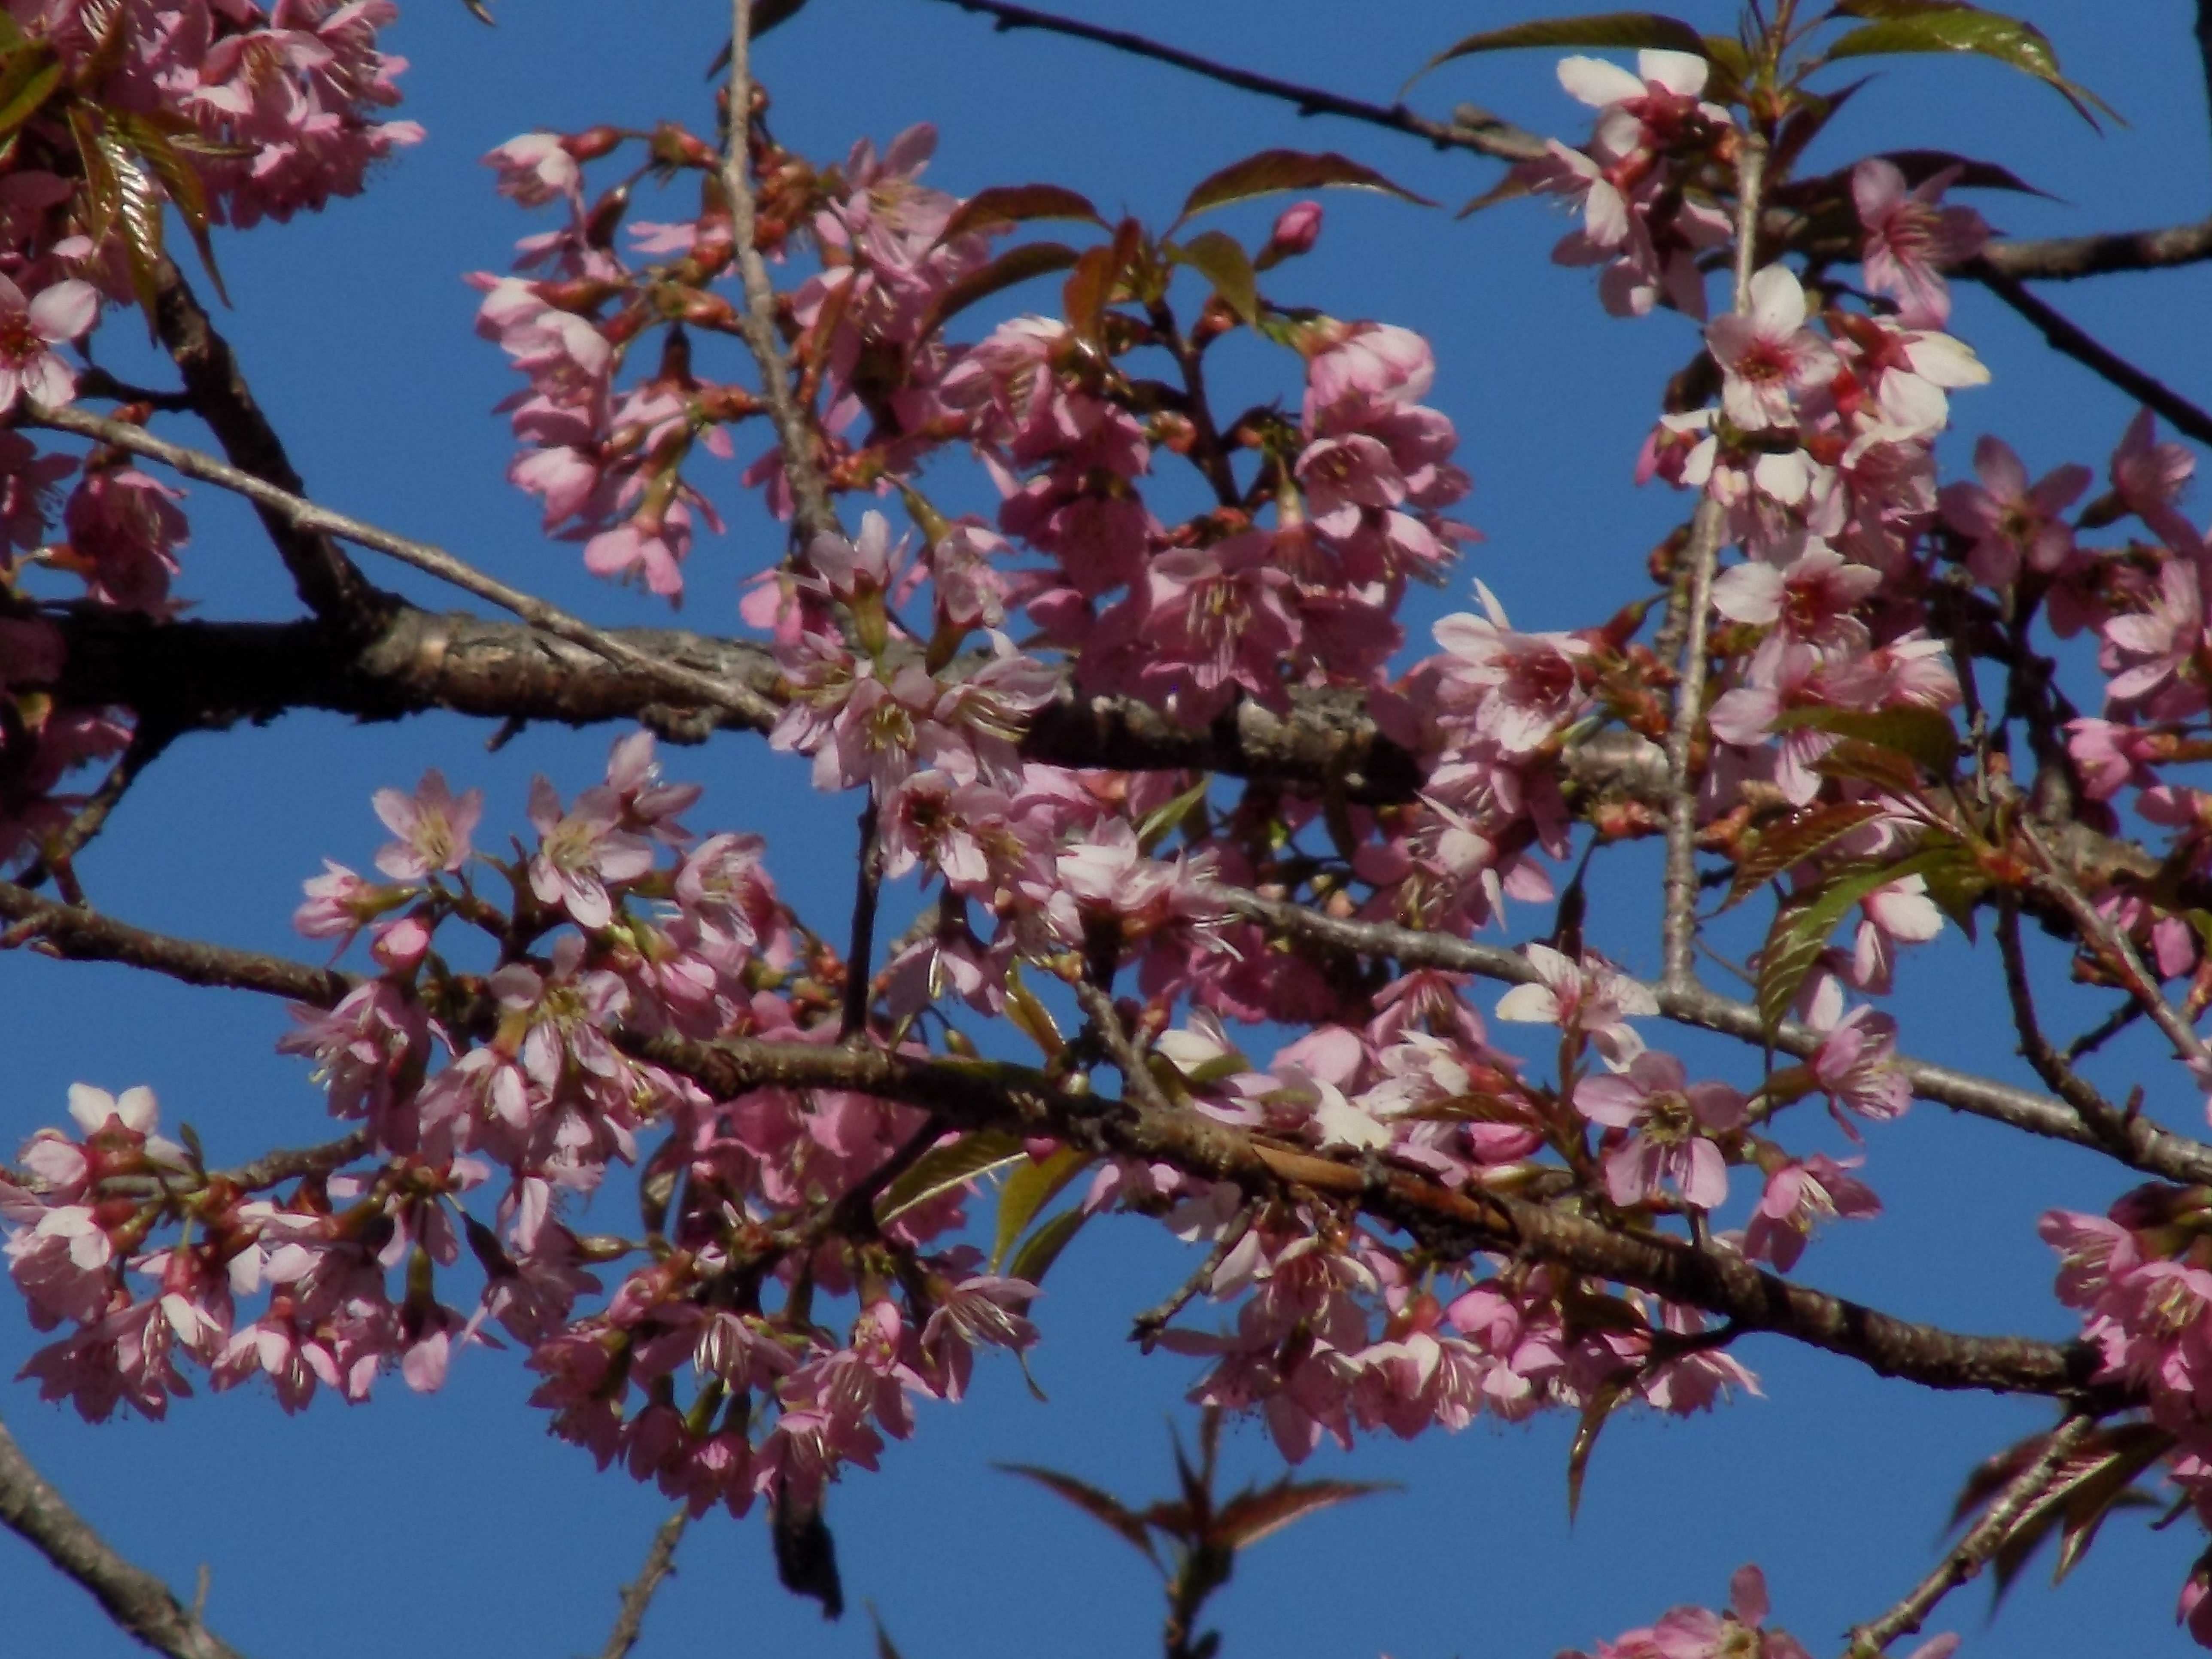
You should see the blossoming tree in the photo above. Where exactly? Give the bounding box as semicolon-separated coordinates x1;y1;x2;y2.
6;0;2212;1654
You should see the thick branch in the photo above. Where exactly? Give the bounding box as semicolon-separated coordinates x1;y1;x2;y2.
0;888;2106;1400
1975;216;2212;282
918;0;1546;163
24;407;783;732
0;1408;249;1659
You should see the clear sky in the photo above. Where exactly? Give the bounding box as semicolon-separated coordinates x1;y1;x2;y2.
7;2;2212;1656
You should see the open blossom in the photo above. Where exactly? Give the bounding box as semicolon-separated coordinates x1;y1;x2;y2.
1574;1051;1745;1209
1743;1154;1880;1272
1494;943;1657;1071
372;769;483;881
1853;158;1988;328
527;778;654;929
0;274;96;411
1706;266;1838;431
1939;434;2089;586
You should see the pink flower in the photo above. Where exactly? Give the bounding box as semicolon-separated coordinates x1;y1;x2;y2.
526;778;655;930
1705;266;1839;431
372;769;483;881
1939;434;2089;586
1494;943;1657;1071
483;132;582;208
2112;408;2199;553
0;275;96;412
1574;1051;1745;1209
1853;158;1988;328
1742;1155;1880;1272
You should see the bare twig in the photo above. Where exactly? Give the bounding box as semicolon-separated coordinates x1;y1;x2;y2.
152;262;386;633
0;1408;250;1659
1661;137;1764;989
2066;998;2144;1064
723;0;840;547
918;0;1545;163
21;404;781;731
1962;259;2212;447
595;1508;692;1659
16;715;182;899
839;794;883;1041
1843;1413;2099;1656
1130;1201;1255;1351
1994;900;2137;1153
0;878;352;1005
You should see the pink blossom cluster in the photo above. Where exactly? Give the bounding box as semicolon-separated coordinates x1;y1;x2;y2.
1;733;1052;1518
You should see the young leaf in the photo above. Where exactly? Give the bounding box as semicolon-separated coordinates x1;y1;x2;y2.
1168;230;1258;327
1212;1476;1395;1551
1771;705;1960;776
1819;11;2118;127
1007;1205;1088;1285
1176;149;1433;228
0;44;61;142
992;1144;1088;1270
916;240;1082;341
111;112;229;305
997;1464;1162;1568
1721;800;1888;910
1809;735;1926;796
1753;848;1950;1033
1062;222;1140;344
1135;772;1214;853
875;1129;1024;1226
1409;13;1707;91
938;183;1104;246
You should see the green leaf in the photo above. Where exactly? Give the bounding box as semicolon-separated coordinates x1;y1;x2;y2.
1917;841;1992;933
1007;1205;1087;1285
1169;230;1258;328
1754;848;1950;1033
1409;12;1707;91
72;106;168;325
1455;170;1539;220
1003;966;1066;1058
1819;10;2117;127
997;1464;1162;1568
1213;1476;1395;1550
992;1144;1088;1270
940;183;1104;246
110;112;228;306
1809;736;1925;796
1771;704;1960;777
1135;772;1213;852
874;1129;1024;1226
916;240;1082;340
0;45;61;141
1722;801;1888;910
1176;149;1434;228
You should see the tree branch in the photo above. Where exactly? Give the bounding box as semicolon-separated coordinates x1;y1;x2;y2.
150;262;387;635
1994;899;2138;1154
594;1507;691;1659
1974;216;2212;282
724;0;840;547
1961;258;2212;447
23;405;783;732
0;1407;250;1659
1843;1413;2099;1656
917;0;1547;163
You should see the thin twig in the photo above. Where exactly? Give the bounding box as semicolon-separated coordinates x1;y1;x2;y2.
839;794;883;1041
1843;1413;2099;1656
0;1408;250;1659
2017;817;2212;1077
1963;259;2212;447
1974;216;2212;282
918;0;1545;163
21;404;781;731
1993;899;2137;1153
1072;977;1174;1116
2066;998;2144;1064
1661;136;1763;989
722;0;841;547
16;716;181;899
1130;1202;1255;1351
595;1507;692;1659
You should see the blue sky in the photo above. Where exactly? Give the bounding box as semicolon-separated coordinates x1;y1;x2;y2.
7;1;2212;1655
